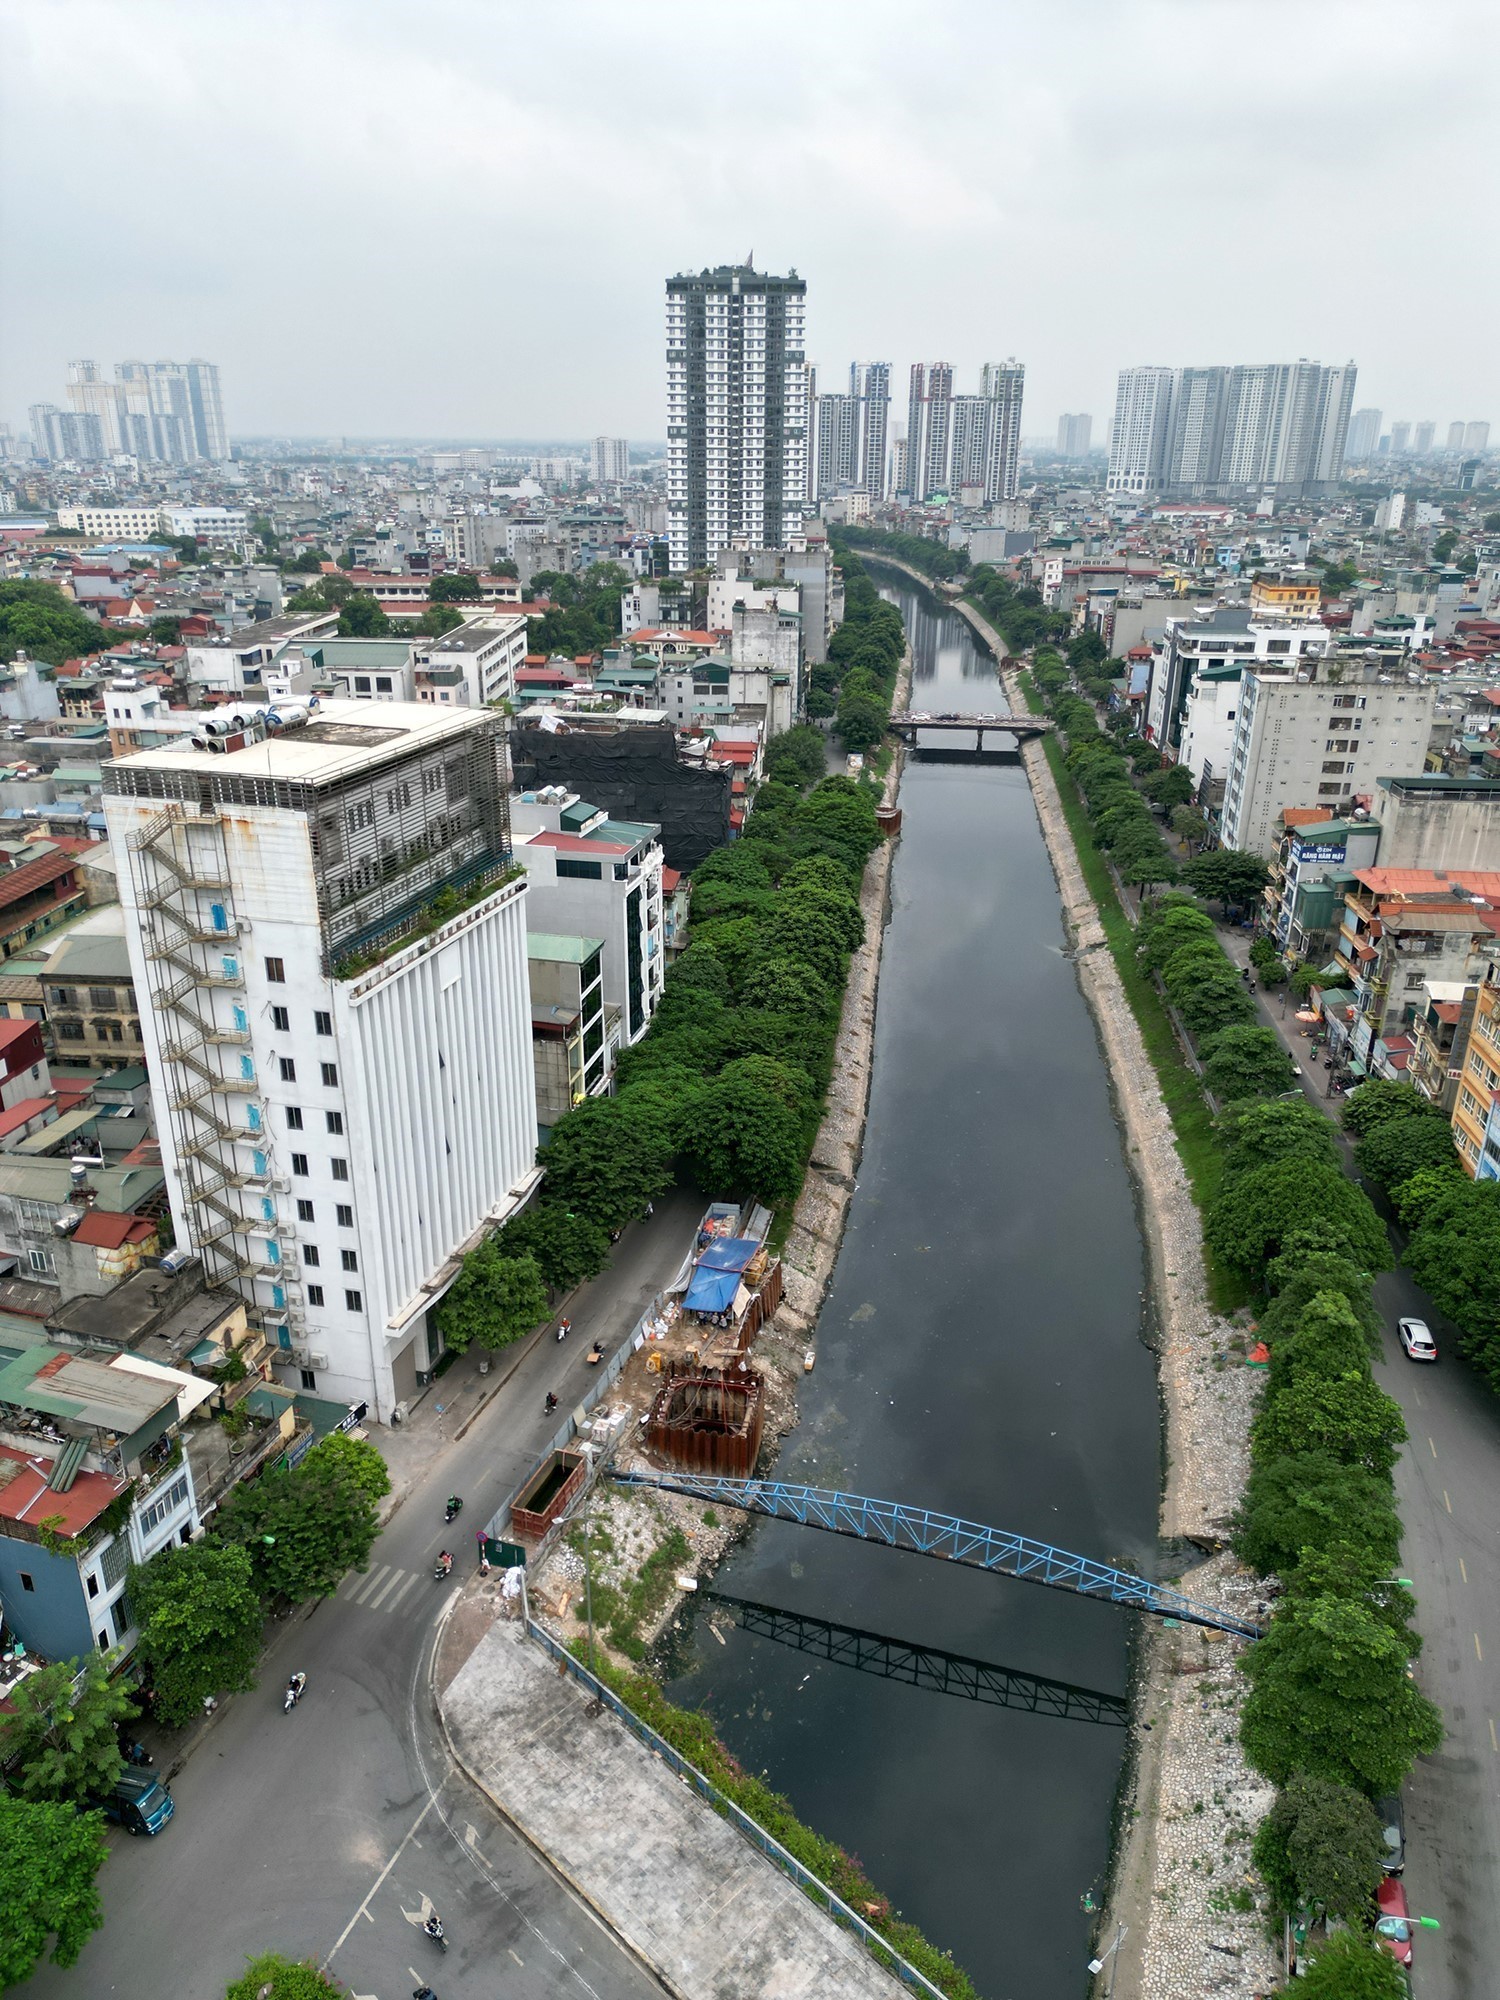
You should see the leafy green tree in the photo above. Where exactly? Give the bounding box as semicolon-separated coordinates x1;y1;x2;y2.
1258;1252;1382;1354
834;692;888;754
1201;1024;1296;1102
1141;764;1195;808
149;614;183;645
1355;1114;1462;1194
224;1955;346;2000
1268;1291;1374;1393
0;1655;131;1804
0;580;126;665
0;1797;108;1983
761;892;861;985
1403;1175;1500;1390
284;547;329;573
1171;968;1258;1039
217;1439;386;1603
1252;1772;1388;1924
1341;1078;1449;1139
434;1242;548;1353
306;1431;391;1505
1432;530;1458;563
497;1198;612;1293
762;725;828;791
1181;847;1270;910
1218;1098;1341;1178
539;1097;676;1229
676;1056;812;1207
128;1541;265;1727
1252;1369;1407;1478
1236;1450;1402;1578
429;571;482;601
1137;901;1217;973
1290;962;1326;1000
1242;1592;1442;1793
404;603;464;637
337;591;389;637
252;515;278;551
1292;1930;1408;2000
740;956;832;1017
1206;1157;1391;1279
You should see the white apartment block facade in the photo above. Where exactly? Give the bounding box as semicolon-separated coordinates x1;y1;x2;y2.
104;703;538;1420
1219;667;1439;856
1108;361;1355;497
57;506;164;540
666;264;809;572
590;437;631;485
411;614;527;708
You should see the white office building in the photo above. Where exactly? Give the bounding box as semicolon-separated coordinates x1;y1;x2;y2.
1219;665;1439;856
411;614;527;708
159;506;249;543
104;703;538;1419
666;263;809;571
590;437;631;485
57;505;163;540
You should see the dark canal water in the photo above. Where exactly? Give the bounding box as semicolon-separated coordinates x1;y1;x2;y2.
665;578;1160;2000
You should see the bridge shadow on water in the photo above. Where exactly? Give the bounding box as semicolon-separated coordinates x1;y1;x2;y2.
702;1591;1129;1728
907;744;1025;765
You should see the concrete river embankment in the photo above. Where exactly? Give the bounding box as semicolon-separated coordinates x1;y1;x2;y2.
665;577;1161;1999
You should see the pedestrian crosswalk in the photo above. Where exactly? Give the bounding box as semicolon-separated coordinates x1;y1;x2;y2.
337;1561;424;1615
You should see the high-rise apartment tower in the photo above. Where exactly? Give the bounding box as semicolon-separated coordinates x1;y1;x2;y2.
665;264;808;572
1107;360;1355;496
590;437;630;484
1345;408;1382;460
1056;413;1093;458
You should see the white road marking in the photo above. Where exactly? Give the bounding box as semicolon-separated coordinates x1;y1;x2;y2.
351;1563;391;1605
510;1948;525;1964
1460;1558;1468;1584
385;1573;420;1614
1429;1436;1438;1459
1444;1490;1453;1514
325;1794;435;1961
1489;1717;1497;1754
1476;1633;1484;1663
367;1567;408;1610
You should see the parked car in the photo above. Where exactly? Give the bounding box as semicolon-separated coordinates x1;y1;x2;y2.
99;1772;174;1836
1375;1877;1413;1965
1398;1317;1438;1362
1375;1793;1406;1874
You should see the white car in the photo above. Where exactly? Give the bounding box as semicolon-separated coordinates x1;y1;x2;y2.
1397;1317;1437;1362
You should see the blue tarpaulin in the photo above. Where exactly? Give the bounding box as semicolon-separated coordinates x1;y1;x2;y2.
682;1236;760;1312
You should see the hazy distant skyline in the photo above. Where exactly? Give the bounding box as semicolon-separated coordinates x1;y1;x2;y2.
3;0;1496;447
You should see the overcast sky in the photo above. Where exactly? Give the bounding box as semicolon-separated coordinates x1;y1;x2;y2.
2;0;1496;446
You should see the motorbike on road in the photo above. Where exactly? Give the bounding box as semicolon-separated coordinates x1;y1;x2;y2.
445;1494;463;1523
283;1672;307;1714
433;1552;454;1583
423;1913;449;1954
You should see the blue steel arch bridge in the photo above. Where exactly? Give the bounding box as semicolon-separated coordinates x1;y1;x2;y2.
611;1471;1264;1642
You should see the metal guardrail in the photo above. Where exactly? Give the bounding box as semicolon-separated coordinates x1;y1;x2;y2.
524;1602;951;2000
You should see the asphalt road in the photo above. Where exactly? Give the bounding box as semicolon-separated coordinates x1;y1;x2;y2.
1224;941;1500;2000
23;1192;704;2000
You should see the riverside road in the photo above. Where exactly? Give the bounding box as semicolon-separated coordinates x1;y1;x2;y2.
21;1192;705;2000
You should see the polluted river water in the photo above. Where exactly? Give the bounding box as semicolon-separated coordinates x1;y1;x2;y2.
664;577;1162;2000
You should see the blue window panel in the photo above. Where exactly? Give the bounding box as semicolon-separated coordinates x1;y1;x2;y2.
221;955;239;979
210;903;229;933
246;1105;262;1132
240;1055;255;1080
261;1197;274;1222
271;1285;286;1310
263;1240;281;1266
232;1005;248;1033
252;1150;267;1176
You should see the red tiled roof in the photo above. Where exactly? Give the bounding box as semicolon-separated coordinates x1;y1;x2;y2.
0;1097;53;1137
0;1019;45;1053
72;1210;156;1249
714;742;757;764
661;867;682;892
0;1441;126;1537
0;852;79;914
1283;807;1335;828
527;831;631;855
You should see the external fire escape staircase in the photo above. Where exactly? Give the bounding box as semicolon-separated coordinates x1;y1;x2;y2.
127;808;306;1350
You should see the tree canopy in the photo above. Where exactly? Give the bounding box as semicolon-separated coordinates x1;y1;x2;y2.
1206;1156;1391;1280
1252;1368;1406;1477
1355;1114;1462;1196
1291;1930;1408;2000
434;1242;549;1353
1236;1450;1402;1579
1252;1772;1388;1924
496;1198;612;1293
0;1797;108;1985
0;580;127;666
128;1540;265;1728
0;1654;132;1805
216;1438;386;1602
1200;1024;1297;1103
1180;848;1270;909
223;1955;346;2000
1340;1078;1449;1139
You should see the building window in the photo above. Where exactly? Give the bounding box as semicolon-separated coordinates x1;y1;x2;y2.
296;1198;315;1222
336;1203;354;1228
302;1244;320;1266
27;1247;56;1276
307;1284;325;1306
265;957;285;982
19;1572;34;1591
341;1249;358;1272
314;1011;333;1036
291;1152;309;1176
556;857;603;880
271;1005;290;1032
279;1057;297;1082
285;1106;304;1130
300;1369;318;1390
331;1158;349;1181
326;1111;343;1135
345;1289;362;1312
320;1062;338;1087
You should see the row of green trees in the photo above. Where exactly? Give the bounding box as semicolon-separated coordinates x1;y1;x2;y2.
1343;1079;1500;1394
0;579;135;667
809;543;907;751
284;571;468;640
0;1431;390;1986
437;766;885;1354
832;522;968;581
962;563;1071;655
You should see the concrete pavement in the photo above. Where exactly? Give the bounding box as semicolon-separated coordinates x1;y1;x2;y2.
1220;933;1500;2000
20;1196;703;2000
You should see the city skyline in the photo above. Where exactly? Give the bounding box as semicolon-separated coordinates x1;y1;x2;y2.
3;1;1497;442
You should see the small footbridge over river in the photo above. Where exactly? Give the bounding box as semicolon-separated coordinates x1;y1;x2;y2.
888;710;1054;751
613;1471;1264;1641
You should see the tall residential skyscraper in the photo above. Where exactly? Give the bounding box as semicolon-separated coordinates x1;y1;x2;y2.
1446;421;1467;451
815;392;861;497
1345;408;1383;460
665;263;808;572
1464;421;1491;453
63;358;227;462
979;360;1025;502
1056;413;1093;458
1106;361;1355;496
105;702;537;1419
921;362;954;499
949;397;991;492
852;362;891;499
590;437;630;484
905;364;927;499
1388;421;1412;456
28;403;106;461
1412;421;1436;456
